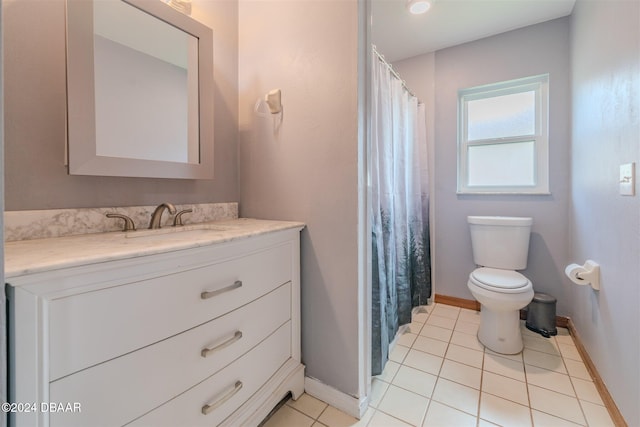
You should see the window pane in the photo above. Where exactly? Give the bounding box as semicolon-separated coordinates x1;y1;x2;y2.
468;141;535;187
467;91;535;141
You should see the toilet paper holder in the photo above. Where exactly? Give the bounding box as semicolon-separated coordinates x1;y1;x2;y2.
565;260;600;291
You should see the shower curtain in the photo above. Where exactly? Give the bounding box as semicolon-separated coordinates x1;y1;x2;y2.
371;49;431;376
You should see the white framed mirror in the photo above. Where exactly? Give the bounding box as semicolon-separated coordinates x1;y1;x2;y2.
66;0;214;179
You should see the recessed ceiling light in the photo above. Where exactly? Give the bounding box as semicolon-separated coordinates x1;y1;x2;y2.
407;0;432;14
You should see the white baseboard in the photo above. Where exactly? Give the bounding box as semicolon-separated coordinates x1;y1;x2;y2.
304;376;369;419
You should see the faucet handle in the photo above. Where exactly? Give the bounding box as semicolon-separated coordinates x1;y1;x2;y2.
173;208;193;226
106;213;136;231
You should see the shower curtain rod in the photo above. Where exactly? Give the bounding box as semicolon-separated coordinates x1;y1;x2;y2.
372;45;417;99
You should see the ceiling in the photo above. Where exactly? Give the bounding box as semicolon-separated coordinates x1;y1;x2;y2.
372;0;576;62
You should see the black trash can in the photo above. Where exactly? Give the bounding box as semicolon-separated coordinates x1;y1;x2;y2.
525;293;557;338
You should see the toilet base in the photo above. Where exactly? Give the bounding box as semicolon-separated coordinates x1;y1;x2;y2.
478;308;523;354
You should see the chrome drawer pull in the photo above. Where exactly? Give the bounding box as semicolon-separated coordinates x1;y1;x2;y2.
201;331;243;358
201;381;243;415
200;280;242;300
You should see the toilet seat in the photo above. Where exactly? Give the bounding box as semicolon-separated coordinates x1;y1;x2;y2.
469;267;531;293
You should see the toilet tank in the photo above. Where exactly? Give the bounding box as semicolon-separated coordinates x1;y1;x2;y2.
468;216;533;270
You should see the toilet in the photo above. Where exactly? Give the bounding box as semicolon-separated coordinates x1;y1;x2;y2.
467;216;534;354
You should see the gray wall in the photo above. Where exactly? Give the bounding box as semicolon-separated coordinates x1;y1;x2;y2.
569;1;640;424
432;18;572;314
2;0;238;210
238;0;362;396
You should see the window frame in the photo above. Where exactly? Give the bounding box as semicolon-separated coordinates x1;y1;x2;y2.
457;74;550;194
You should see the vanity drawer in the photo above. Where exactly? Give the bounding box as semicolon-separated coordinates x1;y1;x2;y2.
48;242;293;380
127;321;292;427
49;283;291;427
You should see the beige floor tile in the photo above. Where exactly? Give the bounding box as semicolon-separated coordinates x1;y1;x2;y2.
528;385;586;425
398;332;418;348
407;321;425;335
431;304;460;320
317;406;359;427
403;349;444;376
412;335;449;357
558;343;582;361
450;331;484;351
426;315;456;330
531;409;585;426
458;309;481;325
525;364;575;396
370;378;390;408
485;347;523;362
564;358;592;381
480;392;532;427
483;352;526;382
287;393;328;419
263;405;315;427
368;410;412;427
423;401;477;427
579;400;614;427
392;365;438;398
420;324;454;342
477;419;501;427
267;309;617;427
554;329;575;346
432;378;480;416
445;344;484;368
377;360;401;383
412;311;430;324
390;344;410;363
265;313;618;427
481;371;529;406
356;407;375;426
571;377;603;405
522;325;543;338
523;335;561;355
378;385;430;426
523;348;567;373
439;359;482;389
454;320;480;336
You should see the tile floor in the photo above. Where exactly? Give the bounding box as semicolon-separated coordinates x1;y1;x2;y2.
262;303;615;427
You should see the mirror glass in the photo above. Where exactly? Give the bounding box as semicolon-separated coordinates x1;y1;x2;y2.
66;0;214;179
93;1;199;164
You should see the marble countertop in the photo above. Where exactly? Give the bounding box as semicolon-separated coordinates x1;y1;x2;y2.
5;218;305;278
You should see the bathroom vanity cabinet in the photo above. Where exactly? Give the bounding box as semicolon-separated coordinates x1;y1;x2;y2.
6;220;305;427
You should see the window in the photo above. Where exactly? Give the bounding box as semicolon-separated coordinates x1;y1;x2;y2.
457;74;549;194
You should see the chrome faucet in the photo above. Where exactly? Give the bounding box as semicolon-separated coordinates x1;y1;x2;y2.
149;202;177;229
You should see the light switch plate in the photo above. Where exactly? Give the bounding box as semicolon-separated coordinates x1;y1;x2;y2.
619;163;635;196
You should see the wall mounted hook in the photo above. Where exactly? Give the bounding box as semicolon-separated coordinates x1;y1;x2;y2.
265;89;282;114
254;89;283;134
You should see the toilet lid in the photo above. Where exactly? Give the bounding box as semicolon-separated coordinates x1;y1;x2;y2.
470;268;529;290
